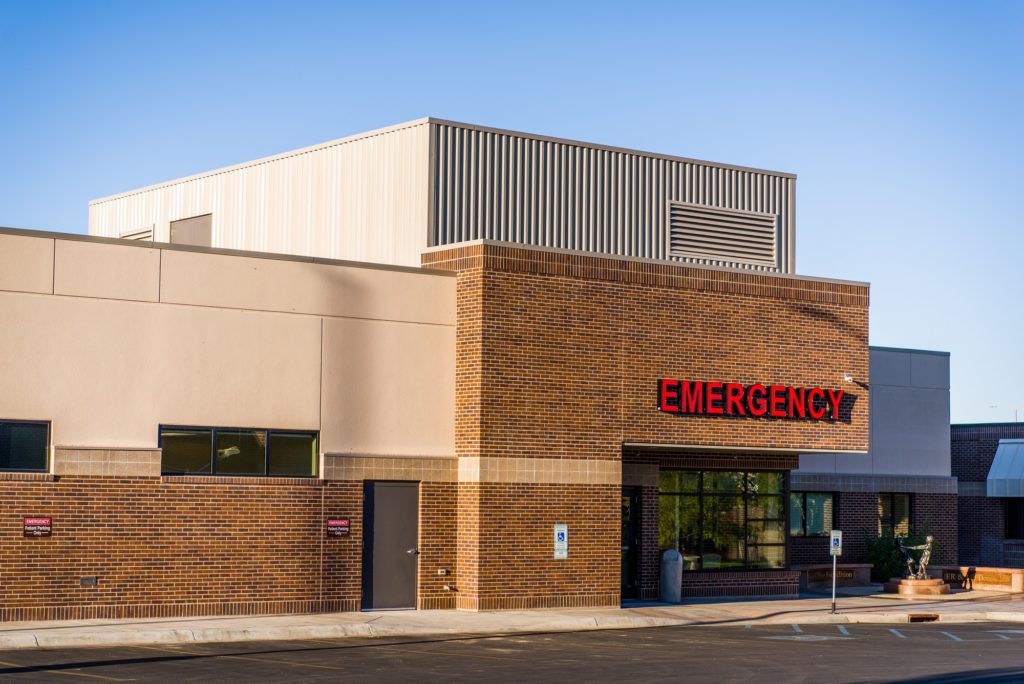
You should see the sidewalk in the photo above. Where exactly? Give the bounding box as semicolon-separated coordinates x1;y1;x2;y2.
2;591;1024;651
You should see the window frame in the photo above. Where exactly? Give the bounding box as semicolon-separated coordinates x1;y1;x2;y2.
878;492;913;536
0;419;51;473
789;491;836;537
1006;498;1024;540
659;469;787;572
159;425;319;478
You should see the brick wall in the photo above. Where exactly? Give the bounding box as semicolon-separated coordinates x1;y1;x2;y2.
952;424;1024;565
426;243;869;608
788;492;958;567
0;471;457;621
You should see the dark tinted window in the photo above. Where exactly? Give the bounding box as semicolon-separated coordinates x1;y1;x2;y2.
160;426;317;477
269;432;318;476
659;469;786;571
0;421;48;471
160;428;213;474
216;430;267;475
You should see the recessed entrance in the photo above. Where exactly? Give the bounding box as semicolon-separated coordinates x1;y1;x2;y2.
621;486;641;599
362;481;419;610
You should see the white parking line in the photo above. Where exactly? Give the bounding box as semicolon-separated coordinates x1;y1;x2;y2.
888;628;906;639
940;631;963;642
837;626;850;636
996;634;1012;640
791;624;803;633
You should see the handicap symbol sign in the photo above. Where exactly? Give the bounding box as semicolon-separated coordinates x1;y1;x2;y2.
557;532;566;542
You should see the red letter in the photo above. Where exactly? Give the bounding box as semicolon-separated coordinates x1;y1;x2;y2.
807;387;826;419
680;381;704;414
748;384;768;416
827;389;845;421
659;379;679;413
725;383;746;416
769;385;786;417
706;382;724;415
787;386;806;419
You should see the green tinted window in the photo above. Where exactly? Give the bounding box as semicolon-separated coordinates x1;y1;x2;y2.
659;471;700;493
161;428;213;474
660;469;788;571
703;471;744;493
215;430;267;475
269;432;318;476
748;472;784;494
0;421;48;471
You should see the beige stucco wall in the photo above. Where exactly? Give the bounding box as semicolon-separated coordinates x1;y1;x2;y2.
0;231;456;458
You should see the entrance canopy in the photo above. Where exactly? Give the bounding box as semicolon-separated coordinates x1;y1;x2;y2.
987;439;1024;497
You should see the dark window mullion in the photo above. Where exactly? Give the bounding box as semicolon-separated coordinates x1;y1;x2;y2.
210;429;218;476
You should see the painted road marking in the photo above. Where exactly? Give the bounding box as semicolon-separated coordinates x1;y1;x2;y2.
791;624;803;633
0;658;130;682
990;630;1024;634
888;629;906;639
761;635;851;642
745;624;753;629
940;631;964;642
996;634;1012;640
837;625;850;636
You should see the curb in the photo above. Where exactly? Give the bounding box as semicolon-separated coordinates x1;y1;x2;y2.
4;611;1024;650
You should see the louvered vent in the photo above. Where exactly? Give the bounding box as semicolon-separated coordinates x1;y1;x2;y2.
120;228;154;241
668;201;778;269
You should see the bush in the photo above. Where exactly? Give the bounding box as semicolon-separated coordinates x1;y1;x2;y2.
865;522;936;583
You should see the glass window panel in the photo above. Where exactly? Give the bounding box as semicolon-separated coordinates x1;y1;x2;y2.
748;472;784;495
215;429;267;475
748;545;786;569
805;493;833;536
0;422;48;471
659;495;701;570
790;493;806;536
658;471;700;493
268;432;317;476
161;428;212;474
878;494;892;534
748;495;784;520
747;520;785;544
701;495;744;569
703;471;744;494
893;494;911;536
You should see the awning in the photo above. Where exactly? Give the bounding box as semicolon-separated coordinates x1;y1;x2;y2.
987;439;1024;497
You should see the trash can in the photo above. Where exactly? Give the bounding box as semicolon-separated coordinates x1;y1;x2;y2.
660;549;682;603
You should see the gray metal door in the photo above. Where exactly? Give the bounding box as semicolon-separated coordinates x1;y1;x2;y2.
362;481;419;610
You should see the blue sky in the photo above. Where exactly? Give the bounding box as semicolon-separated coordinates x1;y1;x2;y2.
1;0;1021;423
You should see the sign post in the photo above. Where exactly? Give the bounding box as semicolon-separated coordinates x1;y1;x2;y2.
830;529;843;614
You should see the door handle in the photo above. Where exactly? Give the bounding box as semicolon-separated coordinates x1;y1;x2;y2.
406;548;420;556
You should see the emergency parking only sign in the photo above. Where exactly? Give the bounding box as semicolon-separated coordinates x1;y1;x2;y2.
830;530;843;556
554;524;568;559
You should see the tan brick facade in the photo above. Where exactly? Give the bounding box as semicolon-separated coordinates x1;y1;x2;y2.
424;242;869;609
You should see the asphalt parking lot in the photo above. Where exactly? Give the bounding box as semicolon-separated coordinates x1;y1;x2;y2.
3;622;1024;683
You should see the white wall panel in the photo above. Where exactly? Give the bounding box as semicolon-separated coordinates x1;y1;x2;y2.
89;121;431;268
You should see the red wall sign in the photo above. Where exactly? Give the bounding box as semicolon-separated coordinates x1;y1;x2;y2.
326;518;350;537
659;380;845;421
23;517;52;537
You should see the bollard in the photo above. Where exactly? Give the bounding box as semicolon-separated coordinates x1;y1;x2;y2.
660;549;683;603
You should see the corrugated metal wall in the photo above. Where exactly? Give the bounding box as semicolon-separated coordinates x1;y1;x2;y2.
89;118;797;273
89;120;431;267
429;121;796;272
